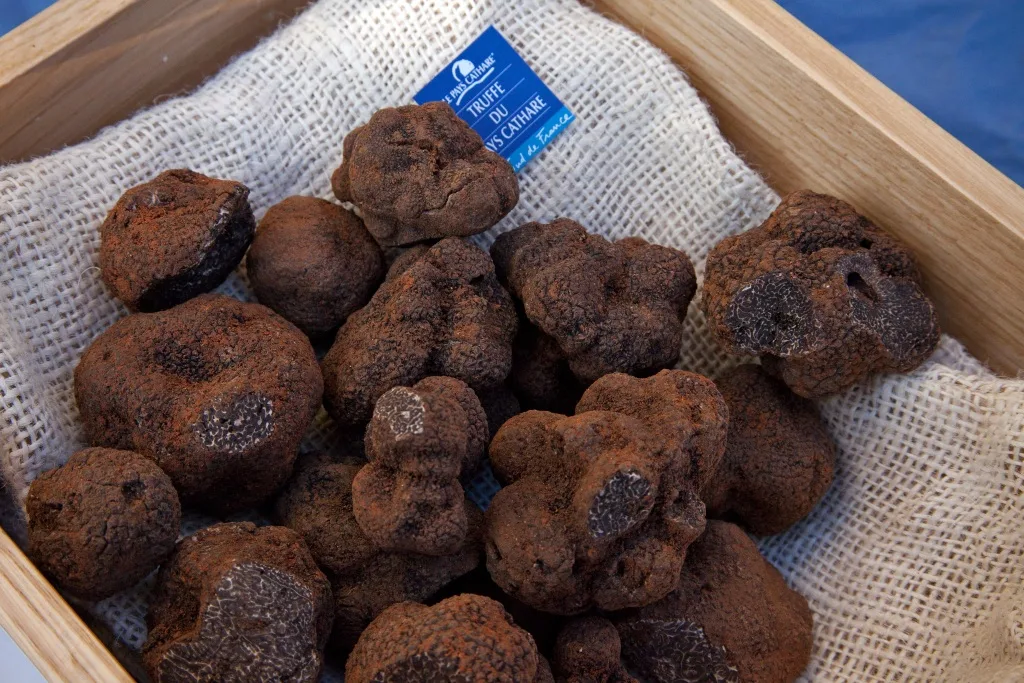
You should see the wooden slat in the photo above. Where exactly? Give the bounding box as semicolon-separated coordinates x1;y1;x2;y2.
591;0;1024;375
0;0;312;165
0;527;132;682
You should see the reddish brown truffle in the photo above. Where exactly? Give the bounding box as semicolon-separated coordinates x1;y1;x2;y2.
143;522;333;683
616;521;812;683
273;457;481;656
554;617;637;683
74;294;322;512
321;237;517;428
704;365;835;535
702;190;940;397
354;376;487;555
26;448;180;601
486;410;707;615
510;320;583;414
384;243;434;281
577;370;730;493
245;196;384;337
345;594;545;683
99;169;255;312
332;102;519;246
491;218;697;383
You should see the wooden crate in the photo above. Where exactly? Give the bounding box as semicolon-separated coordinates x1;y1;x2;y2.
1;0;1023;680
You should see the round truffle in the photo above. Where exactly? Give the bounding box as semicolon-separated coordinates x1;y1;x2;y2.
492;219;697;383
486;409;707;615
345;594;544;683
143;522;333;683
704;364;835;535
322;237;517;428
273;456;481;657
99;169;255;312
26;448;180;601
554;617;637;683
74;294;323;512
246;196;384;337
331;102;519;246
355;376;487;555
615;520;813;683
702;190;940;397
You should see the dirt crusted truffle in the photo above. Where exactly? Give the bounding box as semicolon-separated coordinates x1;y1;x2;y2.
704;364;835;535
27;448;180;601
615;520;812;683
273;456;481;656
354;377;487;555
486;409;707;615
492;218;697;383
346;594;546;683
246;196;384;338
99;169;255;312
74;294;322;512
322;237;517;428
332;102;519;246
143;522;333;683
702;190;940;397
553;617;637;683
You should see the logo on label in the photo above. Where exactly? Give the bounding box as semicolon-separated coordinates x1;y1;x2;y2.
447;54;496;106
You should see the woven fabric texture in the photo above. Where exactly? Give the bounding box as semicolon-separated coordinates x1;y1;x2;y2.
1;0;1022;680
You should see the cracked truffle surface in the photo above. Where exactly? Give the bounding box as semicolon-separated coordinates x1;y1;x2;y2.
273;456;481;657
74;294;323;512
331;102;519;246
491;219;697;383
246;196;384;337
486;409;707;615
554;617;637;683
27;448;180;601
617;521;812;683
704;365;835;535
355;377;487;555
143;522;333;683
346;594;544;683
577;370;729;493
702;190;940;397
321;237;517;428
100;169;255;312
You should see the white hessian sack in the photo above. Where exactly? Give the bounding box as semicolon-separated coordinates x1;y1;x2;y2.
1;1;1022;680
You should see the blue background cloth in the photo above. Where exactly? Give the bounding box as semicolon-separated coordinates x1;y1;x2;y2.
1;0;1021;186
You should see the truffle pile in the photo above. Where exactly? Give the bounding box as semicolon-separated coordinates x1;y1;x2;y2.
23;102;942;681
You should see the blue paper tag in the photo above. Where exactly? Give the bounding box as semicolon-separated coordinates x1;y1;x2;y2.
414;26;575;172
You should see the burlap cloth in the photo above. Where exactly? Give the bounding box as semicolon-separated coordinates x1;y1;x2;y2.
1;1;1021;680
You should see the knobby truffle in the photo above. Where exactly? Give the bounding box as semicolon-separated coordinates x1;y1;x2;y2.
704;364;835;535
27;448;180;601
553;617;637;683
74;294;322;512
486;409;707;615
354;377;487;555
100;169;255;312
702;190;940;397
322;237;517;428
332;102;519;246
492;218;697;383
346;594;546;683
616;521;812;683
246;196;384;337
273;456;481;656
143;522;333;683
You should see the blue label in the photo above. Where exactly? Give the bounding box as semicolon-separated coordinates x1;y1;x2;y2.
414;26;575;172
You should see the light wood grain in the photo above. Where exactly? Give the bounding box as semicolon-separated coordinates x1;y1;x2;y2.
0;527;132;682
0;0;311;164
592;0;1024;375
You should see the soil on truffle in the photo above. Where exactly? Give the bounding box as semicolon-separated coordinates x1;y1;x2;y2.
332;102;519;246
27;448;180;601
74;294;322;512
246;196;384;338
99;169;255;312
143;522;333;683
